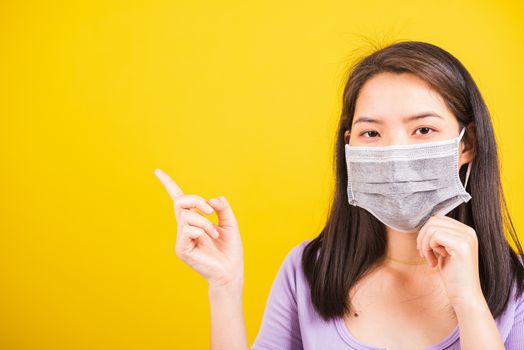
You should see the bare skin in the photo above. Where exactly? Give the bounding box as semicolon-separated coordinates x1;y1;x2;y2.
342;260;458;350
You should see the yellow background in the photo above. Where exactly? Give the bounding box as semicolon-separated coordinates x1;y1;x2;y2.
1;1;523;349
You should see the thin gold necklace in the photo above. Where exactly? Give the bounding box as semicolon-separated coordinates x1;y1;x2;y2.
386;255;427;265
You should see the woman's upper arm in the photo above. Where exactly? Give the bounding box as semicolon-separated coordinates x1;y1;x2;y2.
251;245;303;350
504;257;524;349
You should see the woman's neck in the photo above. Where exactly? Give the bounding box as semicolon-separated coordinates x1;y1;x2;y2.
383;226;433;271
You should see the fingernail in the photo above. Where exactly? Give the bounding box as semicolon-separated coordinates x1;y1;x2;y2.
205;205;214;214
213;228;220;238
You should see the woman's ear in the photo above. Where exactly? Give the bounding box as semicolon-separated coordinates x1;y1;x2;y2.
344;129;351;144
460;122;476;166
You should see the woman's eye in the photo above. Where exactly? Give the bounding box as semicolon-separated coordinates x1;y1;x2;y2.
360;130;380;138
414;127;435;135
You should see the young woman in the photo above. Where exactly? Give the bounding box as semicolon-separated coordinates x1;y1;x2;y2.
154;41;524;350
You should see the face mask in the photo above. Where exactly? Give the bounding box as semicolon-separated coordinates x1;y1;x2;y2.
344;127;472;232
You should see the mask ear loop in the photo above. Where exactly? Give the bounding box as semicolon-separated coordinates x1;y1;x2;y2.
457;127;472;189
457;126;466;142
464;162;472;189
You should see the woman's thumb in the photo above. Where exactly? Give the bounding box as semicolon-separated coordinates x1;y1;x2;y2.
207;196;238;229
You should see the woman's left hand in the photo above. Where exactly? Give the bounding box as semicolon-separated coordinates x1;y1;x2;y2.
416;214;484;309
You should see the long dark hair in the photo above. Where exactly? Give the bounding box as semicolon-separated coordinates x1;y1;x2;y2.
302;40;524;321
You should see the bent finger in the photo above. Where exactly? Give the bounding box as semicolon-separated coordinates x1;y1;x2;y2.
428;229;467;258
421;225;456;266
183;211;220;239
176;224;213;255
183;225;206;239
207;196;238;229
175;194;214;216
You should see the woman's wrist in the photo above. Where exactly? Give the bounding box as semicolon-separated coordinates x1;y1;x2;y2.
208;276;248;350
208;277;244;299
451;289;489;317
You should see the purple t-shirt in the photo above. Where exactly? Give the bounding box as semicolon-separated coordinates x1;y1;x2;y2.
252;239;524;350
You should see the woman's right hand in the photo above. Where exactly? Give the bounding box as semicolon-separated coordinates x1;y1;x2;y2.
154;168;244;290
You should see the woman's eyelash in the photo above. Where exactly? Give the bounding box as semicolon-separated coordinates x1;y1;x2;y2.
414;127;436;135
360;130;380;137
359;127;437;138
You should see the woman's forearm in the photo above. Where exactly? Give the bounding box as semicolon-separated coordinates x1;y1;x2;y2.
208;281;249;350
454;292;505;350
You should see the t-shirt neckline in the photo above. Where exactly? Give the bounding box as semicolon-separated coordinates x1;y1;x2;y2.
333;316;460;350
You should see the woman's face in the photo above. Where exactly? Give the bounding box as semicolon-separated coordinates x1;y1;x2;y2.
344;72;475;168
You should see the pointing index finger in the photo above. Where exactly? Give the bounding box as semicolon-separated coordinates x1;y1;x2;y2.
154;168;184;200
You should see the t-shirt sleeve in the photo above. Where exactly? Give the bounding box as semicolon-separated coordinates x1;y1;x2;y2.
505;293;524;349
505;256;524;349
251;244;303;350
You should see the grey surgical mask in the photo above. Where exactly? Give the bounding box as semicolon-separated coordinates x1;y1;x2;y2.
344;127;472;232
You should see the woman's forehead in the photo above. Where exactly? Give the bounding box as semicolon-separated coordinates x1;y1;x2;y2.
353;72;456;125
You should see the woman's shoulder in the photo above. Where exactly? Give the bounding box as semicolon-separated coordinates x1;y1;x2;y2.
272;239;315;286
282;238;314;268
513;255;524;305
498;255;524;347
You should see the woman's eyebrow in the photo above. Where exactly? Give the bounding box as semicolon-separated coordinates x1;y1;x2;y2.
353;112;443;125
